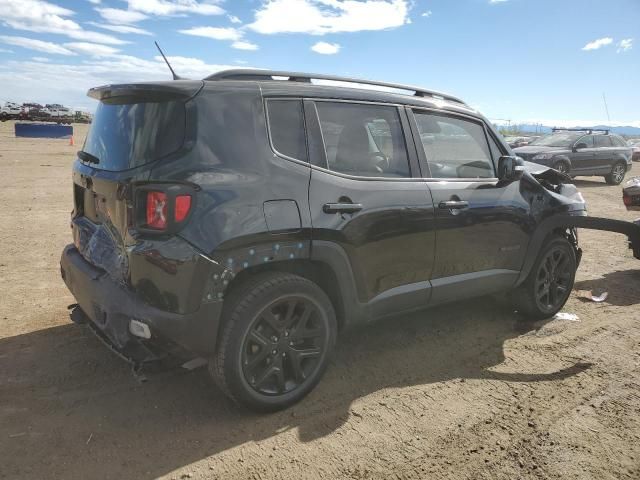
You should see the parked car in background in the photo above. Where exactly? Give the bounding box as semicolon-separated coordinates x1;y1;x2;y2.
1;101;22;120
44;103;72;117
513;128;633;185
629;142;640;162
21;102;49;120
504;136;532;148
624;177;640;211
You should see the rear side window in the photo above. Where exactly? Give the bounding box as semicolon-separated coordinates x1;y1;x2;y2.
266;99;307;162
594;135;612;147
83;100;185;171
611;135;626;147
414;112;495;178
315;102;410;178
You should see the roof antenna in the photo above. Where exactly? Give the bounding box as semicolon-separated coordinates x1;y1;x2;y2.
154;41;181;80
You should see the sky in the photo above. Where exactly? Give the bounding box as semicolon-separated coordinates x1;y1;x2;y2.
0;0;638;127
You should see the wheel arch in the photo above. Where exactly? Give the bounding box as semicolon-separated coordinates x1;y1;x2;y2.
222;257;355;334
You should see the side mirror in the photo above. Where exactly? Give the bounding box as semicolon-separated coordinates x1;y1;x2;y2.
498;155;525;182
574;142;587;151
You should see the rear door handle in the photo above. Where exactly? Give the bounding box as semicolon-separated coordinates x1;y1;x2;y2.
438;200;469;210
323;203;363;214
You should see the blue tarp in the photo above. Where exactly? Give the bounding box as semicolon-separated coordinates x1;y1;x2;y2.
15;123;73;138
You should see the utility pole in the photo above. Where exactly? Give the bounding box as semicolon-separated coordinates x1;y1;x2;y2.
602;92;611;123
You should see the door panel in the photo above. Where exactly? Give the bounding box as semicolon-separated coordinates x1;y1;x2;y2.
570;135;596;173
427;179;531;278
593;135;614;173
305;100;436;313
409;108;532;301
309;171;436;304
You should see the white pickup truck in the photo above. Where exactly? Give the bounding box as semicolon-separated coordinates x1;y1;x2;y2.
43;104;73;118
0;102;22;120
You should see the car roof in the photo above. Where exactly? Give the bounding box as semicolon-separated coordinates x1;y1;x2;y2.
203;69;481;118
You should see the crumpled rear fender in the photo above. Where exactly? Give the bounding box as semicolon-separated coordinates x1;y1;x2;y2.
517;214;640;286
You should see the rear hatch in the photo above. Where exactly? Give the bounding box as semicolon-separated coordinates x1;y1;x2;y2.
71;81;202;284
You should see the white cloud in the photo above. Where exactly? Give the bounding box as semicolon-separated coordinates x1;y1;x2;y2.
0;47;13;53
248;0;409;35
65;42;120;57
31;56;50;62
87;22;152;35
232;40;259;50
311;41;340;54
228;14;241;24
0;35;75;55
617;38;633;53
421;10;432;17
86;0;101;4
0;53;253;109
0;0;127;45
96;7;148;24
582;37;613;51
489;0;509;3
179;26;241;41
126;0;224;16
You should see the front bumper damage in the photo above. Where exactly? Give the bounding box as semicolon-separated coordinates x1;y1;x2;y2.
60;245;223;367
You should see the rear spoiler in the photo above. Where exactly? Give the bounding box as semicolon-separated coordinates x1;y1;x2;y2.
88;81;204;104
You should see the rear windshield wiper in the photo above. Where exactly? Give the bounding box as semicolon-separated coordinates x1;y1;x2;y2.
77;150;100;165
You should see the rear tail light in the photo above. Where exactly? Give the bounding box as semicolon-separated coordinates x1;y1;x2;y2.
142;188;194;231
175;195;192;222
146;191;168;229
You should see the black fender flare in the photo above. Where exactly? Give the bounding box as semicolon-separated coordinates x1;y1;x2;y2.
517;214;640;285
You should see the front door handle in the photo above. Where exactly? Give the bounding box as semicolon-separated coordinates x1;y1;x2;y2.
323;202;363;214
438;200;469;210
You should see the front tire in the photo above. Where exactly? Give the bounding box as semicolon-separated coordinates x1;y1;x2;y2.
605;162;627;185
511;235;577;320
211;272;337;412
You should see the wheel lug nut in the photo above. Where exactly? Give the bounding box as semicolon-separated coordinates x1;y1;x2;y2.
271;350;277;355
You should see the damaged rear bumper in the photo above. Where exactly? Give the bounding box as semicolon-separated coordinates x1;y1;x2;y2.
60;244;223;364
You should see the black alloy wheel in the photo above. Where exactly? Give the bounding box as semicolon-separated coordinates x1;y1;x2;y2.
211;272;336;411
534;245;573;314
241;295;328;396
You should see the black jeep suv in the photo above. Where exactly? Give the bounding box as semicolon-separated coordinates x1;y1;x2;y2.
513;128;632;185
60;70;640;411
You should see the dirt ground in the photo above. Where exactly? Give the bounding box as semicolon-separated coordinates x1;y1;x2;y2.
1;119;639;480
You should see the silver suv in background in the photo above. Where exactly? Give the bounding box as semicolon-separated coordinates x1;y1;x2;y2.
513;128;632;185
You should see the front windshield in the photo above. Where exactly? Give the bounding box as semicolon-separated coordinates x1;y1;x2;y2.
529;132;582;147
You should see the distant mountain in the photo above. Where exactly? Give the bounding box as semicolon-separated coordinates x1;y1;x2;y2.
497;123;640;136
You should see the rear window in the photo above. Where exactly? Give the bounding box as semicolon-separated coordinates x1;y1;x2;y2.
82;100;186;171
266;99;307;162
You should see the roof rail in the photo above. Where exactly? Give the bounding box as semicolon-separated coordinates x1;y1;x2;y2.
204;69;467;106
552;127;610;134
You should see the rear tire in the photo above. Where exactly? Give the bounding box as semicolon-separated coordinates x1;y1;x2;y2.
511;235;577;320
605;162;627;185
210;272;337;412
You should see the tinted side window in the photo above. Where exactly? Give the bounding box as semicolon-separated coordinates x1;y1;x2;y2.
594;135;612;147
315;102;410;178
266;99;307;162
414;112;495;178
576;135;594;148
611;135;626;147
